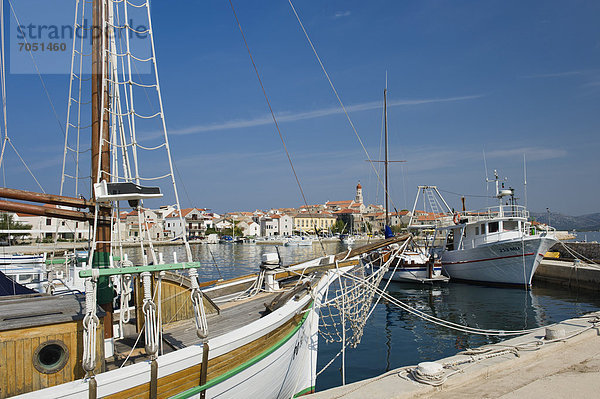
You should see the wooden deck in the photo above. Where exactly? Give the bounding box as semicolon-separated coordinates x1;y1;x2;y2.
162;291;277;349
106;291;278;369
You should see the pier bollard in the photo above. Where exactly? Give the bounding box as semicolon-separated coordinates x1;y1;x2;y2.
545;326;566;340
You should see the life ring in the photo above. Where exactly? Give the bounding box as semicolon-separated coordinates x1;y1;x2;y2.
453;213;461;224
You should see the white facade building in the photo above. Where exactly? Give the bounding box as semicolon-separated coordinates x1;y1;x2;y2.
238;221;260;237
260;217;279;237
12;207;90;242
276;214;293;236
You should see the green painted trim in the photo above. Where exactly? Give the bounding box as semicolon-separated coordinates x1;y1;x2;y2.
92;251;113;305
293;386;315;397
78;261;202;278
45;258;67;265
170;302;313;399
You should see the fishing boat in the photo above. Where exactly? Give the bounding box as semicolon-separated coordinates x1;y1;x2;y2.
365;237;447;284
434;171;558;288
0;1;409;397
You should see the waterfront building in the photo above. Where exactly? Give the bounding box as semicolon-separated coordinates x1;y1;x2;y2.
164;210;186;239
214;218;232;231
293;212;336;234
259;215;279;236
333;208;362;233
325;182;366;213
237;220;260;237
11;206;90;242
276;214;294;236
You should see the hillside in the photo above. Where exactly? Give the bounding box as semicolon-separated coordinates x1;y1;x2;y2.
529;212;600;231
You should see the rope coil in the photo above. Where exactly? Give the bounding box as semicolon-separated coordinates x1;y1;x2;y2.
141;272;159;356
82;277;99;374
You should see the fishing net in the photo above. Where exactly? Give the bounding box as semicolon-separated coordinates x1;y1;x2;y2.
318;243;405;348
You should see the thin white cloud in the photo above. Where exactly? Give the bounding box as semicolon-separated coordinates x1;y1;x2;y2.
388;145;567;174
168;94;484;136
521;70;586;79
334;11;351;19
581;80;600;88
485;147;567;161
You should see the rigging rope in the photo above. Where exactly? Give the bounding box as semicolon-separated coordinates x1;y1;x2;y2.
228;0;327;256
288;0;401;216
7;0;69;146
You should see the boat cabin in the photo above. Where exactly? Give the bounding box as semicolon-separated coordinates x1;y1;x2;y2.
437;205;531;252
0;294;105;397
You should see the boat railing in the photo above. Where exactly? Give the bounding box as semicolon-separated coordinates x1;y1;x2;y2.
465;205;529;221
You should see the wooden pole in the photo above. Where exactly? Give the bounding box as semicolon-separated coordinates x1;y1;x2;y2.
0;200;102;222
200;343;210;399
92;0;113;338
0;187;94;208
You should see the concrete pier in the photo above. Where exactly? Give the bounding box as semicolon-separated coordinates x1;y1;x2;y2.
535;258;600;292
309;312;600;398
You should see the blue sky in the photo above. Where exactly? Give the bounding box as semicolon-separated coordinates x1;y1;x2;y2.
2;0;599;215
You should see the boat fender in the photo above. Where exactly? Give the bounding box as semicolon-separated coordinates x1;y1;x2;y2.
453;213;461;224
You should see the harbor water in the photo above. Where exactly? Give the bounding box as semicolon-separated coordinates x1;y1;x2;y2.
124;240;600;393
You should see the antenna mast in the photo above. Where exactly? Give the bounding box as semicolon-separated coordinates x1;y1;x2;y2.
523;153;528;208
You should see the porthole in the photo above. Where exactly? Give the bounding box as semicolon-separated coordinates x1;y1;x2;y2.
33;340;69;374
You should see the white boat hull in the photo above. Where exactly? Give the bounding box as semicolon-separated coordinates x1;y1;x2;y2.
440;236;557;287
0;253;46;265
14;264;346;399
385;265;443;283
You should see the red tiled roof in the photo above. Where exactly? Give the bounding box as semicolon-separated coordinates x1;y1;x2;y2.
181;208;196;217
326;200;353;206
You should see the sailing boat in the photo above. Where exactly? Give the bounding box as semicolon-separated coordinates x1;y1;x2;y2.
0;1;408;398
366;87;448;284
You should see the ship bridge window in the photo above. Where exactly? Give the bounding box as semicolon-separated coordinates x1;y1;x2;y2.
503;220;519;231
475;226;479;235
488;221;499;233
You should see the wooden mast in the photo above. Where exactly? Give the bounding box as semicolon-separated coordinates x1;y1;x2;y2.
92;0;113;338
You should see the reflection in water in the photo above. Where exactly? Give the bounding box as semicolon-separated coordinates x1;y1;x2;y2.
123;243;600;392
317;281;600;391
